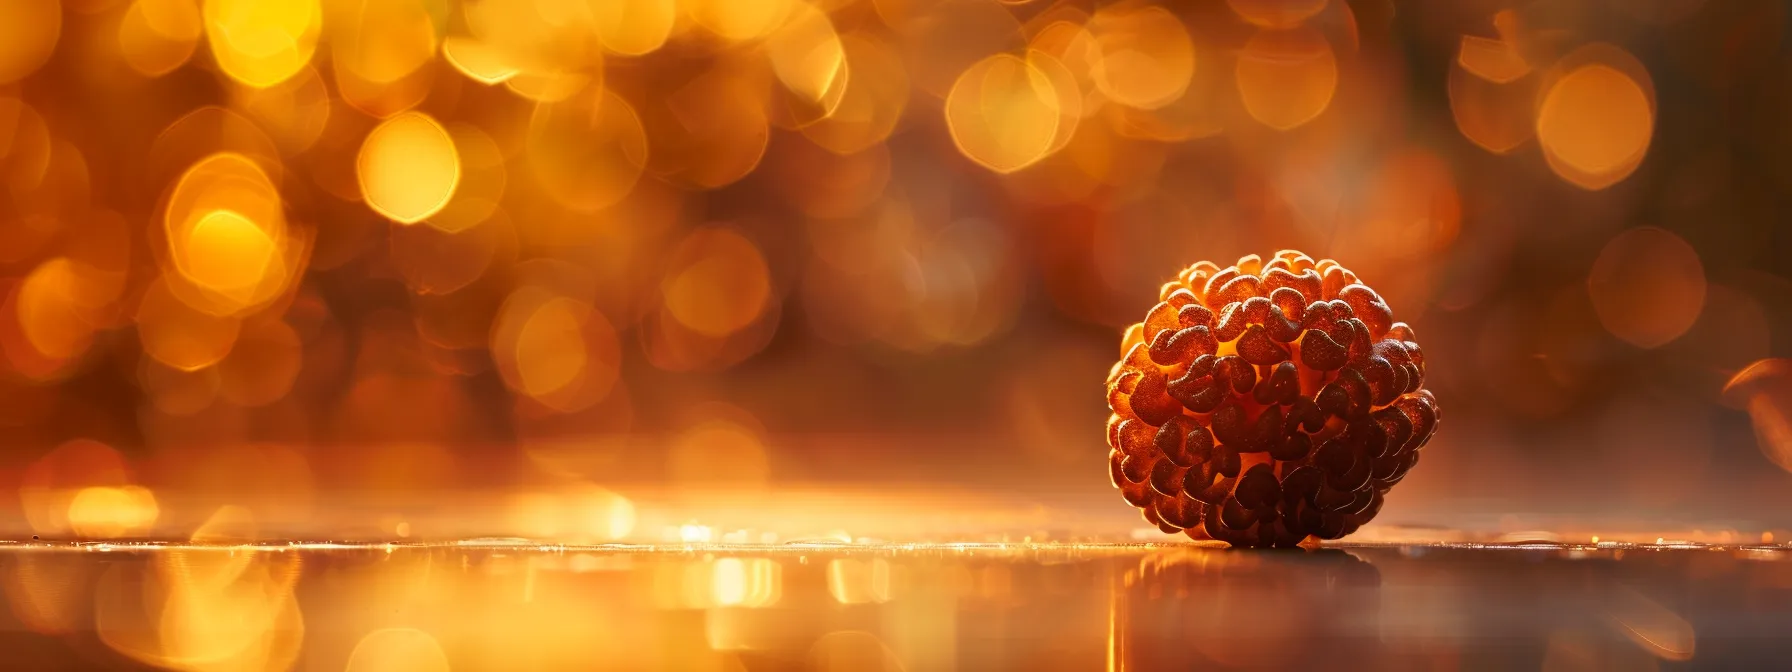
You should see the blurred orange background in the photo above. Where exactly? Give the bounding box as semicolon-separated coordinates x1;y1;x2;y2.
1;0;1791;545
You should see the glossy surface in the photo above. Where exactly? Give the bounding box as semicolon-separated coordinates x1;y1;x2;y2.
1;542;1787;670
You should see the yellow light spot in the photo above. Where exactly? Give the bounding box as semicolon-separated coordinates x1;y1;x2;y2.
185;210;276;292
1537;51;1655;190
654;67;772;189
135;277;241;371
945;53;1061;173
680;524;714;543
162;152;297;316
492;289;622;412
766;2;847;111
515;297;589;398
1448;41;1535;155
1089;5;1195;110
802;33;910;155
119;0;203;77
1457;35;1529;83
668;417;771;490
714;558;748;605
591;0;676;56
67;486;159;539
330;0;437;85
1236;26;1337;130
202;0;322;88
16;258;101;362
427;123;507;233
503;69;592;103
0;0;60;84
441;35;518;84
662;228;773;337
528;88;648;213
1588;226;1705;349
687;0;790;41
18;439;128;536
345;628;449;672
827;558;892;604
358;111;461;224
232;65;331;154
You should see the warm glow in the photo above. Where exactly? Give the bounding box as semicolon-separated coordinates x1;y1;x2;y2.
766;1;848;113
344;628;450;672
330;0;438;86
15;258;105;362
662;228;774;338
668;417;771;490
66;486;160;539
687;0;791;41
945;54;1061;173
1088;5;1195;110
0;0;60;84
493;288;622;412
516;298;590;398
802;33;909;155
1536;45;1655;190
184;210;277;293
119;0;204;77
18;439;130;536
162;152;297;316
507;485;636;541
1587;227;1705;349
826;558;892;604
1448;42;1535;154
528;87;649;213
358;111;462;224
441;35;519;84
1457;35;1530;83
135;277;242;371
1236;26;1337;130
201;0;322;88
591;0;677;56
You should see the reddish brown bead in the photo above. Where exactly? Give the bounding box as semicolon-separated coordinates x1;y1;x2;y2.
1104;252;1439;547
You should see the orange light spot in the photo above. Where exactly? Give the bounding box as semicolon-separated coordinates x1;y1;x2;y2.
945;53;1061;173
358;112;461;224
662;228;773;338
1236;26;1337;130
1537;45;1655;190
1588;227;1705;349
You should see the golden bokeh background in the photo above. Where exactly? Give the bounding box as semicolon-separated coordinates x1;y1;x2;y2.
0;0;1788;552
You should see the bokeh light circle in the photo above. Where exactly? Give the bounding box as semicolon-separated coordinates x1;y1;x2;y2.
1088;4;1195;110
357;111;461;224
0;0;61;84
1536;44;1655;190
945;53;1061;173
661;227;774;338
1236;26;1337;130
1587;226;1705;349
201;0;322;88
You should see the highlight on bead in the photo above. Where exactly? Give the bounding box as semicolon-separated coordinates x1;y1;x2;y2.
1105;251;1439;547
